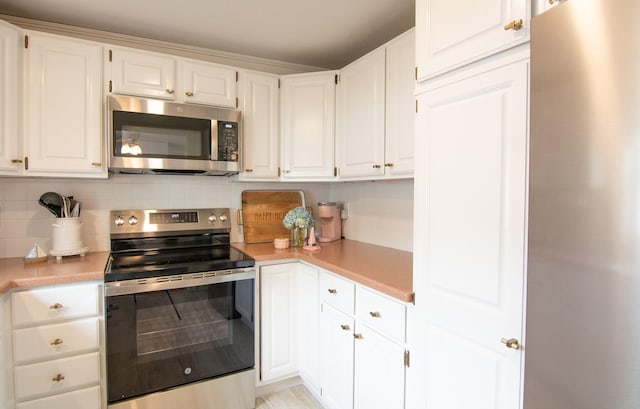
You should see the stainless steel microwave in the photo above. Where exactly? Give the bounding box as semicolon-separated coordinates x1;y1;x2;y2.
107;95;241;175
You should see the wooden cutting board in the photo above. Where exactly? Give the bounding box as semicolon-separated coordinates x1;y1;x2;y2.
241;190;305;243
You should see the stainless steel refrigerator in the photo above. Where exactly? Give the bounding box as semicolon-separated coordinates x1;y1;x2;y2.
525;0;640;408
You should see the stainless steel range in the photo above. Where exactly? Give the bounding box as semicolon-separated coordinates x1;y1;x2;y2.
104;208;256;409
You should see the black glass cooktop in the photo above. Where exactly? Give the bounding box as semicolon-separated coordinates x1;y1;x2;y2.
105;233;254;282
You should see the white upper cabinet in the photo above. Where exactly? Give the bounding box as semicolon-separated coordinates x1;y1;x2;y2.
336;28;415;180
239;71;280;179
336;48;386;178
384;29;415;177
280;71;336;179
416;0;530;80
534;0;564;15
180;59;237;108
23;31;105;177
108;47;177;100
108;46;237;107
0;20;21;175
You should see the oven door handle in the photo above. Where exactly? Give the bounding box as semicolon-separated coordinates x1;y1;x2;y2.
105;268;256;296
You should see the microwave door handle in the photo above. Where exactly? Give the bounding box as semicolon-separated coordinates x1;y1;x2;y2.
211;119;218;161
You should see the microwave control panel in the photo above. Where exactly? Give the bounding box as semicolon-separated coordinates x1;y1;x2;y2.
218;121;238;162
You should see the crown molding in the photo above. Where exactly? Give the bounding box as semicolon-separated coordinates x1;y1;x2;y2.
1;14;327;75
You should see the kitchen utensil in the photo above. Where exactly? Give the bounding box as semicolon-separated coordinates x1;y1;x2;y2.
70;200;81;217
38;192;64;218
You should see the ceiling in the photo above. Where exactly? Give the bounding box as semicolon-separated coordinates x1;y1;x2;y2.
0;0;415;69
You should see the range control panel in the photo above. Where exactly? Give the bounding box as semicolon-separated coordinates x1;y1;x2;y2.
110;208;231;235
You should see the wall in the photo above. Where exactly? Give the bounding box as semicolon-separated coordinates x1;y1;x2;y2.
330;179;414;252
0;176;412;258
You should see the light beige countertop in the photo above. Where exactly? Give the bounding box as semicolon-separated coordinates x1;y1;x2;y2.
233;240;414;303
0;252;109;294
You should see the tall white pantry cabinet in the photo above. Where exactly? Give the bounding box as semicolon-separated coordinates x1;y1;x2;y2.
411;0;531;408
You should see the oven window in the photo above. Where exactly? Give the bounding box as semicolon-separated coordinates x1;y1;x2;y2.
113;110;211;160
106;279;254;403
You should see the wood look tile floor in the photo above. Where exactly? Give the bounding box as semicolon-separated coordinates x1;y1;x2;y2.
255;385;323;409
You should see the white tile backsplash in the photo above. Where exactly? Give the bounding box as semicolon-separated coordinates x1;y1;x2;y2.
0;176;413;258
329;179;414;252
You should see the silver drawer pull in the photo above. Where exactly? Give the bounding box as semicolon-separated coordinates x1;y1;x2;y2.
50;338;64;346
52;374;65;382
49;303;63;310
369;311;381;318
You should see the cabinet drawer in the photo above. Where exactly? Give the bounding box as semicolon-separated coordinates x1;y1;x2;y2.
356;286;406;342
319;272;355;314
16;385;100;409
13;318;99;364
14;352;100;401
12;283;99;327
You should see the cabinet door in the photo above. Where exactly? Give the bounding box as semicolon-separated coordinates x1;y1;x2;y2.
14;352;100;401
239;71;280;179
0;20;21;175
281;72;336;179
320;303;354;409
416;0;530;80
353;324;405;409
11;283;100;327
385;29;415;176
109;47;176;99
24;33;104;176
16;385;100;409
413;58;529;409
336;48;385;178
182;59;237;107
13;318;100;364
534;0;564;15
297;263;320;394
260;264;298;382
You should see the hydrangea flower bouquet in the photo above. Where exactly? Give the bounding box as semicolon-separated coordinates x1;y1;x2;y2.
283;206;314;247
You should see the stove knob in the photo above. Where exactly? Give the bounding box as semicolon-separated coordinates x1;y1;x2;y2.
208;214;217;223
128;216;138;225
114;216;125;227
219;214;228;222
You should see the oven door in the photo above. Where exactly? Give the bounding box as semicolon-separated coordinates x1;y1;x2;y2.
105;271;255;404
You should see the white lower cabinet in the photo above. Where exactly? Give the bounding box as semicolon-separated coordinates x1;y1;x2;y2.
353;324;405;409
297;263;320;394
318;270;408;409
10;282;102;409
320;303;354;409
259;264;409;409
13;352;100;401
260;263;299;382
16;385;101;409
259;262;321;388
